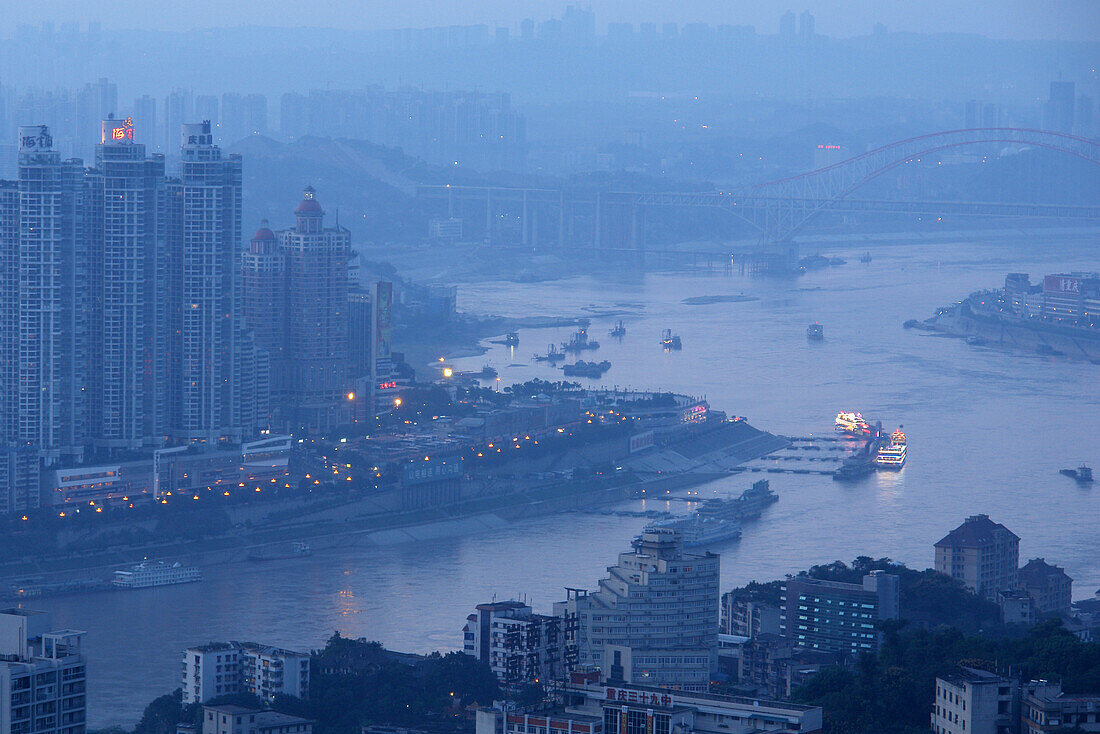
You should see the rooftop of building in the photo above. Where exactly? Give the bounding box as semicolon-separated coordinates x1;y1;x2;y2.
186;640;307;657
784;573;888;593
1019;558;1072;584
0;608;48;618
941;665;1010;686
203;703;311;721
236;642;308;659
1023;681;1100;704
583;680;820;713
475;600;530;613
935;514;1019;548
255;711;314;727
187;641;238;653
205;704;257;714
501;708;603;724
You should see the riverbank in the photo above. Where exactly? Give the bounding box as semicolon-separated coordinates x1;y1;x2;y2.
3;411;788;596
0;467;729;599
925;301;1100;363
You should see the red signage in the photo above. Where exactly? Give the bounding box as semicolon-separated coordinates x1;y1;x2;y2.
105;117;135;143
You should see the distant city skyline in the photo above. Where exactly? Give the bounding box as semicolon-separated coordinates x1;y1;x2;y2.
4;0;1099;42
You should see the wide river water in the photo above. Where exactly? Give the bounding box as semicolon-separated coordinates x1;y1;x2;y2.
37;235;1100;727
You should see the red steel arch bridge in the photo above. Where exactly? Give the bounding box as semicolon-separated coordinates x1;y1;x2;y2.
418;128;1100;268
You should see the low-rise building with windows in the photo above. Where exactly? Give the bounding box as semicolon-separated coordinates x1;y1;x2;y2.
935;515;1020;600
182;641;309;704
1021;679;1100;733
1018;558;1073;617
476;670;822;734
200;704;313;734
780;571;899;654
931;666;1017;734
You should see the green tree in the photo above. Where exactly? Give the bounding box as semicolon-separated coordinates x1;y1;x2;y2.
132;690;183;734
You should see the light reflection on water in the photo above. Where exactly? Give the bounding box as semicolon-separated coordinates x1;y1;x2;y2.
39;237;1100;727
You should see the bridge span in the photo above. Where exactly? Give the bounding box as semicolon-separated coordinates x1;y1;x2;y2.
417;129;1100;268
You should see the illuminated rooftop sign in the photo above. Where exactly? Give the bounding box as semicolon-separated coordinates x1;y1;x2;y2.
102;117;135;144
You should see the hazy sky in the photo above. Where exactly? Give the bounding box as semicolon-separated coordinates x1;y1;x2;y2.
8;0;1100;41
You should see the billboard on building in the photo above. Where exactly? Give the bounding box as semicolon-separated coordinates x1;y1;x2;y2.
1044;275;1081;295
375;281;393;361
402;457;463;486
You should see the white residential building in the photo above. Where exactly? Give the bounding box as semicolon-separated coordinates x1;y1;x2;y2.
200;704;312;734
463;601;563;684
931;666;1017;734
555;528;719;692
0;608;87;734
182;641;309;705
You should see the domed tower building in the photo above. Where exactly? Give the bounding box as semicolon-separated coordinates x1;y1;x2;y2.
243;187;351;435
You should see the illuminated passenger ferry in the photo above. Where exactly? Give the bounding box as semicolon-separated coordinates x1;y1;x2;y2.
875;442;907;468
834;411;870;435
113;561;201;589
891;429;907;445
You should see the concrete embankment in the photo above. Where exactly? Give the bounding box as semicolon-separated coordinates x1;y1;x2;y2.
929;307;1100;362
0;468;725;592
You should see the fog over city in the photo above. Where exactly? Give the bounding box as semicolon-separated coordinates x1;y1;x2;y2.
0;2;1097;733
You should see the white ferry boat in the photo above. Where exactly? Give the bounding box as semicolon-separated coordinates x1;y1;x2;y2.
646;515;742;548
834;411;871;435
112;561;202;589
875;430;907;468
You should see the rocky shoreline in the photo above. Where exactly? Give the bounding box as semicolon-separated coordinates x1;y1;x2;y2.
924;302;1100;363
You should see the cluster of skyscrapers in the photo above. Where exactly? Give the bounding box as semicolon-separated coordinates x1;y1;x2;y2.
0;82;524;174
0;119;256;512
0;119;386;514
0;81;268;165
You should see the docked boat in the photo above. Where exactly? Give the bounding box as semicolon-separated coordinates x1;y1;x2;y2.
562;328;600;353
807;323;823;340
660;329;682;350
248;542;313;562
735;479;779;519
645;515;742;548
477;364;498;379
533;345;565;363
833;456;875;481
562;360;611;378
834;411;871;436
610;320;627;338
112;561;201;589
875;430;907;469
1060;465;1094;483
965;335;987;346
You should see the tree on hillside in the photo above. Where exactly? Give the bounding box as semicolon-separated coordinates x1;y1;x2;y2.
132;690;183;734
